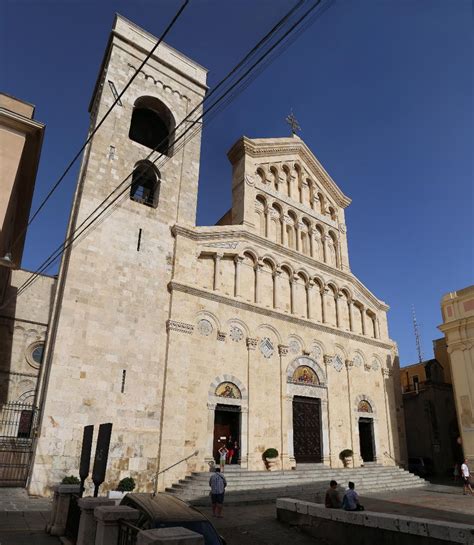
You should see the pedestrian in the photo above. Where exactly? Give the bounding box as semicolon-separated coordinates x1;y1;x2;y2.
460;459;473;495
453;463;460;482
209;467;227;518
342;481;364;511
226;436;234;464
218;445;228;471
325;480;342;508
232;440;239;465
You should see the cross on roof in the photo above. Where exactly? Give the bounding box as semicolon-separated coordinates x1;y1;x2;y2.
285;110;301;135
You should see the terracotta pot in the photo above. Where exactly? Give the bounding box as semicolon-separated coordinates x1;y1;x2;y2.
265;456;279;471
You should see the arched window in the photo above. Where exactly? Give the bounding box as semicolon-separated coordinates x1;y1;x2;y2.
129;96;175;155
130;162;160;207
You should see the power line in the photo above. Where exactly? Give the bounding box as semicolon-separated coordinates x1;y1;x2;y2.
13;0;308;297
16;0;329;299
9;0;190;255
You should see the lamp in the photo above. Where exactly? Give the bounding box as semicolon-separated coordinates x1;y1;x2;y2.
0;253;16;268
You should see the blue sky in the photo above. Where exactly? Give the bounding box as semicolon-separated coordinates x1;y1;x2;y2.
2;0;472;365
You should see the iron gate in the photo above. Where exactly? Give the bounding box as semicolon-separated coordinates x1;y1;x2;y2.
0;402;37;486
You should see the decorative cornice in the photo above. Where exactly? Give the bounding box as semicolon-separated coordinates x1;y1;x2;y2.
126;63;191;101
166;319;194;335
172;225;389;312
170;281;393;350
227;136;352;209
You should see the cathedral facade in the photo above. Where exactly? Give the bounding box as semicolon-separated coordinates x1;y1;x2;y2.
28;15;406;495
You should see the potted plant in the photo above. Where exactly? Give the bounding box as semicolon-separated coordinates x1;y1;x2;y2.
339;449;353;468
61;475;80;485
262;448;279;471
108;476;136;500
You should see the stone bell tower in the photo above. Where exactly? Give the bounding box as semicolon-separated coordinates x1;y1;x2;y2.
29;15;208;495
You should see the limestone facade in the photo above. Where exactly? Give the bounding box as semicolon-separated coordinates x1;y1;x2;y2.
439;285;474;464
29;15;406;496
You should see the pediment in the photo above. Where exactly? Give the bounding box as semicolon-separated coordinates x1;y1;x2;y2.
228;136;351;208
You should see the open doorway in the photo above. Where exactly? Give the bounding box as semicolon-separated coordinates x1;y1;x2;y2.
358;417;375;462
213;404;241;465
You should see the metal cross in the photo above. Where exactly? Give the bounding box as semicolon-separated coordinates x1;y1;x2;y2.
285;110;301;135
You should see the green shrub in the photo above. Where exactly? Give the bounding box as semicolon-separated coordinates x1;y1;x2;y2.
117;477;136;492
263;448;279;459
61;475;80;485
339;449;353;460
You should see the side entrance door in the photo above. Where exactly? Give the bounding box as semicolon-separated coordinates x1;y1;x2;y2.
292;396;322;463
358;417;375;462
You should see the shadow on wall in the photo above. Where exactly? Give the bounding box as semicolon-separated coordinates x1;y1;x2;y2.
0;280;17;405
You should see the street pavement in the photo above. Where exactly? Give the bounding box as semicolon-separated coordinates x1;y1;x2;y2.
0;484;472;545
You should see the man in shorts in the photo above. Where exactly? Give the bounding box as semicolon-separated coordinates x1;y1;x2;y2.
209;467;227;517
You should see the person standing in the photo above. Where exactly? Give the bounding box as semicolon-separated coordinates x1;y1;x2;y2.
461;459;473;495
218;445;228;472
209;467;227;518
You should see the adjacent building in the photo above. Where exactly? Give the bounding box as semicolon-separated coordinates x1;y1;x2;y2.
439;285;474;464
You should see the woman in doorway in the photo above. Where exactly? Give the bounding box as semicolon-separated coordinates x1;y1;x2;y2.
218;445;228;471
226;437;234;464
232;440;239;465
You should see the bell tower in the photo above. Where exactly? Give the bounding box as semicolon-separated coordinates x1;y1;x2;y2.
29;15;208;495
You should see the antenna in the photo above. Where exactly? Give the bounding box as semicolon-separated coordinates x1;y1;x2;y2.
412;305;424;363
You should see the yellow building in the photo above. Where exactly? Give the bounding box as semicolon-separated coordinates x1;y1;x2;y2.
439;285;474;464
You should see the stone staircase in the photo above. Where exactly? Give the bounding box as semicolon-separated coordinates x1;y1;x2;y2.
166;464;427;506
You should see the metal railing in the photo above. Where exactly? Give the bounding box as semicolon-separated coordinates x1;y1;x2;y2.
0;402;37;438
152;449;199;496
118;519;141;545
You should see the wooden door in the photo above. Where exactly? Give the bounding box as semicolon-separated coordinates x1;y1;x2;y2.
292;396;322;463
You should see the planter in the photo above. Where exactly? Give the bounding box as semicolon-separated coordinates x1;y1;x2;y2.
342;456;353;468
107;491;126;500
264;456;279;471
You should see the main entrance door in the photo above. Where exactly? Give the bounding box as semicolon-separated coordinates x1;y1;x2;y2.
292;396;322;463
213;404;240;464
359;417;375;462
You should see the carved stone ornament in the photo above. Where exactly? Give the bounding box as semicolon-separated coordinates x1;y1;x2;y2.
202;241;239;249
278;345;289;356
230;325;244;342
339;223;347;234
167;320;194;335
371;359;380;371
245;174;255;186
323;354;334;365
311;344;322;363
217;331;227;342
364;362;372;372
289;340;300;355
345;359;354;369
197;319;213;336
382;368;392;378
260;337;274;359
353;354;363;368
246;337;258;350
332;355;344;372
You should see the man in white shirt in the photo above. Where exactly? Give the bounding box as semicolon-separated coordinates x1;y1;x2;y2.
461;459;473;495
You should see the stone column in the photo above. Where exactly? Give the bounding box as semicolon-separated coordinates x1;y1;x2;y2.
295;223;300;252
321;398;330;465
309;228;315;257
382;368;393;462
255;262;262;304
345;360;355;467
322;234;328;263
137;528;204;545
205;402;216;467
77;498;115;545
278;345;289;470
361;307;366;335
240;406;249;469
348;300;354;332
335;292;341;328
234;256;243;298
285;395;296;468
321;288;327;324
246;337;257;468
290;276;296;314
307;282;314;320
94;506;139;545
213;253;223;291
50;484;81;536
282;215;288;247
273;269;281;310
